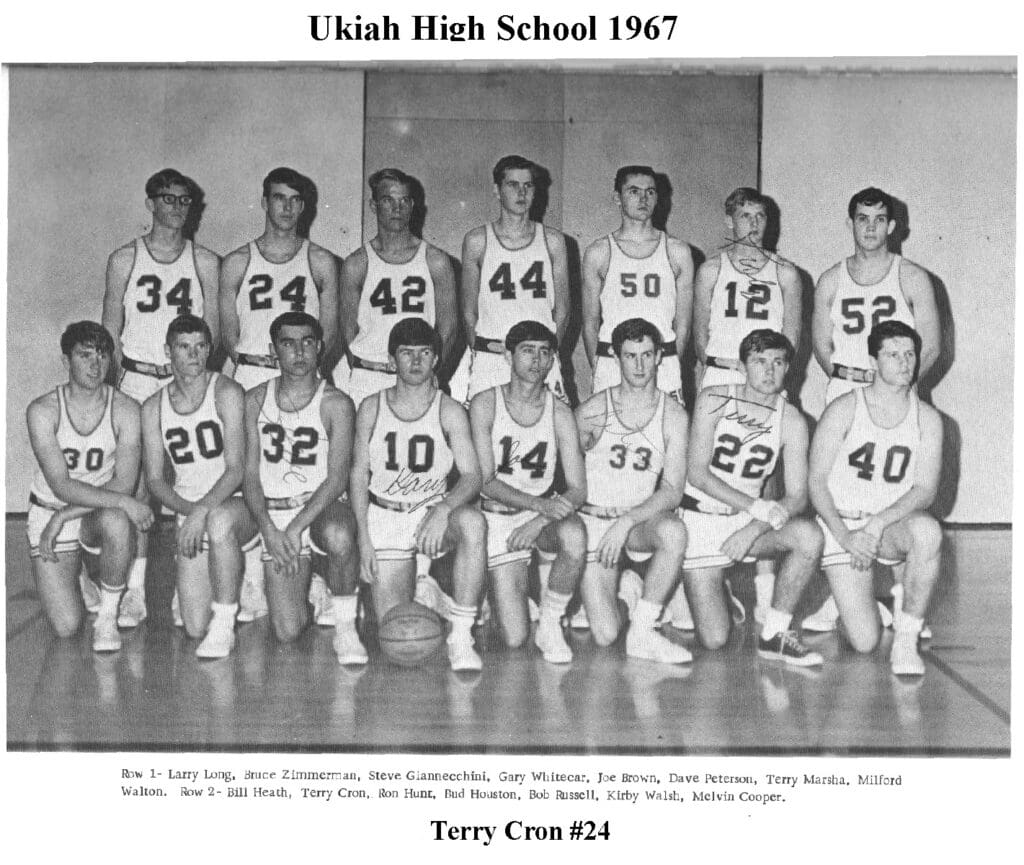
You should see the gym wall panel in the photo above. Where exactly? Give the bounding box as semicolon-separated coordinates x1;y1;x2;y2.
762;72;1015;523
6;66;365;510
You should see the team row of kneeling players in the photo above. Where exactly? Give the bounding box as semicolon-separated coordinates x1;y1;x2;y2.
26;312;940;677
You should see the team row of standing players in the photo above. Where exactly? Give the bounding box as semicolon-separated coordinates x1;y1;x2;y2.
26;159;942;677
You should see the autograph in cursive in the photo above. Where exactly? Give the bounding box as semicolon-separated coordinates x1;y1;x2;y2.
705;392;776;444
718;233;790;281
383;468;449;513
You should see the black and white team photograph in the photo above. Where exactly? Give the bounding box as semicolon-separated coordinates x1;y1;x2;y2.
4;59;1013;758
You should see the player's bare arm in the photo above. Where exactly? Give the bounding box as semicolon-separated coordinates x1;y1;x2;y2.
426;245;458;370
864;402;942;539
574;391;606;453
691;256;722;365
288;385;355;538
217;244;250;364
900;260;940;378
310;244;341;373
778;260;804;358
812;264;841;376
102;243;136;366
338;248;369;350
194;245;222;355
776;402;811;518
667;236;695;360
459;226;487;344
546;228;571;342
27;392;144;522
141;393;190;518
350;393;378;581
581;239;610;368
808;392;876;567
552;399;587;509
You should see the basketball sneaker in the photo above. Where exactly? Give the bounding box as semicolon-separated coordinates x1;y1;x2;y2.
659;584;694;630
333;621;368;666
724;578;746;625
447;636;483;672
117;586;147;628
196;618;236;660
801;595;839;632
566;605;590;630
626;625;693;664
527;596;540;623
756;630;823;667
309;574;333;626
79;569;101;614
92;617;122;653
535;618;572;664
237;579;269;623
890;632;926;676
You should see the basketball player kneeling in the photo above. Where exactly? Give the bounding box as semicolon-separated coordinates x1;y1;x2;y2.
351;319;487;672
242;313;362;662
809;321;942;676
675;330;823;666
469;321;587;663
575;318;691;664
142;315;256;659
26;322;154;652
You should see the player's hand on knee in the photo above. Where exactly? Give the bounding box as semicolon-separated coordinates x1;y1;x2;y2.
539;494;574;521
508;516;545;552
124;498;154;532
263;525;294;573
177;508;207;559
359;547;379;584
39;512;64;563
841;529;877;570
722;523;758;562
415;505;449;559
765;502;789;531
597;519;630;569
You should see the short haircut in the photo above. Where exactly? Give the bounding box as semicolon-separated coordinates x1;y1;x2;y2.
725;187;769;216
505;320;557;353
613;165;657;194
368;168;413;201
739;329;795;364
848;186;894;220
60;321;114;358
868;320;921;358
270;311;322;345
145;168;196;198
611;318;663;356
262;166;308;202
166;314;212;346
492;155;537;185
387;318;440;358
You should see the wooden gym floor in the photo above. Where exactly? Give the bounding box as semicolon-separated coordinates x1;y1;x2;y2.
5;519;1010;755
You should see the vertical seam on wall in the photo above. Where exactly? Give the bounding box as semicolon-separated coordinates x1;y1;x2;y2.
360;70;368;244
756;73;764;190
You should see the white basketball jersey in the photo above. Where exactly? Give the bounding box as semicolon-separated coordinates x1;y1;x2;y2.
258;378;330;498
585;390;666;508
828;387;920;515
830;255;913;369
368;390;454;506
121;238;204;364
30;386;117;507
706;253;784;361
349;241;436;365
160;373;225;503
598;232;677;344
487;386;557;499
684;387;784;512
236;240;318;356
476;222;555;341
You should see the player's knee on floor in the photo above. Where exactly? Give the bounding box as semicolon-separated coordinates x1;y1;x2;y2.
589;602;623;647
48;604;84;639
698;617;730;651
271;608;307;644
844;618;881;654
906;512;942;559
555;517;587;562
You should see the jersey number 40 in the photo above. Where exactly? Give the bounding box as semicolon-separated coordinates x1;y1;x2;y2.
847;441;911;483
